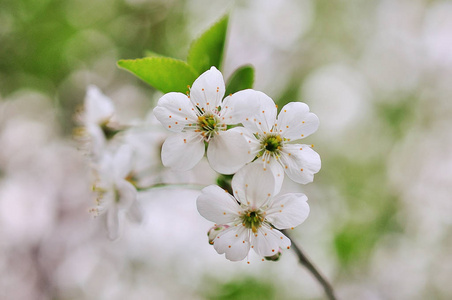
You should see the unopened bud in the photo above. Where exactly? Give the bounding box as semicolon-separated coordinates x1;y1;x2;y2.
264;248;283;261
207;224;229;245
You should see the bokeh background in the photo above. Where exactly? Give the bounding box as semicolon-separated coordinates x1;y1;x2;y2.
1;0;451;299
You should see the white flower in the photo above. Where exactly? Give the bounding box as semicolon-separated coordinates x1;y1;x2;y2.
153;66;259;174
91;145;139;240
76;85;119;158
121;113;168;188
242;92;321;185
196;163;310;261
83;85;115;127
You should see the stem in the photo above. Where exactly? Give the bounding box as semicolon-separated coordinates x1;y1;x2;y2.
283;230;337;300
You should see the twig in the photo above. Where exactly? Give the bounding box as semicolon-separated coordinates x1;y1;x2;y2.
283;230;337;300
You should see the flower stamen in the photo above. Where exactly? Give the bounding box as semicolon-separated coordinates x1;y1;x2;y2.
196;114;224;141
258;133;283;158
241;210;265;233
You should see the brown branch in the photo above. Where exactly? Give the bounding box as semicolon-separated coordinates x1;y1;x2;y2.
283;230;337;300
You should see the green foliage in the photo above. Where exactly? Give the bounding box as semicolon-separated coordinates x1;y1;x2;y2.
0;0;75;95
187;15;229;75
117;57;198;94
324;156;402;268
206;277;276;300
376;95;417;139
333;218;384;267
225;65;255;96
118;15;254;100
119;15;231;95
334;199;400;267
216;174;233;195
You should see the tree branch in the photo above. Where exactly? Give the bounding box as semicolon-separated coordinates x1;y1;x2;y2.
283;230;337;300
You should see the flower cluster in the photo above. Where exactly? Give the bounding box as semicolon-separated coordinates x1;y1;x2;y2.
79;67;320;261
153;67;321;261
77;86;166;240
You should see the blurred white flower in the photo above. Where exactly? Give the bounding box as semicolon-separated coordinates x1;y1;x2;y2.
0;91;93;252
153;66;258;174
76;85;120;158
121;113;167;187
360;35;422;94
197;163;310;262
241;92;321;185
302;64;371;143
91;145;139;240
225;0;313;96
239;0;313;49
123;112;217;189
422;1;452;69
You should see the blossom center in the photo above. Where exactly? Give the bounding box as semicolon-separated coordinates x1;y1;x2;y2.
197;114;223;140
261;134;283;155
241;210;265;233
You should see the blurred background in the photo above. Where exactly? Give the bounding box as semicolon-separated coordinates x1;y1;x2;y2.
1;0;451;299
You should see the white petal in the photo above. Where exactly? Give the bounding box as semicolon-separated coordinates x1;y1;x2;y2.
86;124;106;157
85;85;115;124
161;132;205;171
230;126;261;156
98;152;115;186
279;144;321;184
250;226;290;257
190;67;225;112
113;144;133;179
219;89;262;125
258;155;285;194
207;128;255;174
126;200;143;223
106;204;120;240
240;91;277;136
153;92;198;132
267;158;285;193
277;102;319;141
197;185;241;224
213;226;250;261
231;162;276;209
265;193;310;229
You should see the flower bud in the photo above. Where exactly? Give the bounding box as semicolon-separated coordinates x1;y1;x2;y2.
207;224;229;245
264;247;283;261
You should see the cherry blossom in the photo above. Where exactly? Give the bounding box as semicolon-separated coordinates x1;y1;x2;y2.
241;92;321;185
153;67;259;174
76;85;119;158
197;163;310;261
90;145;139;240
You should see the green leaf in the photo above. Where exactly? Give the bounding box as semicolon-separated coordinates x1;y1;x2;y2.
187;15;229;74
225;65;255;96
117;57;198;94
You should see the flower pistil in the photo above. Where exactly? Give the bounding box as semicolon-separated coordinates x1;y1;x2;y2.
196;114;225;141
241;209;265;233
